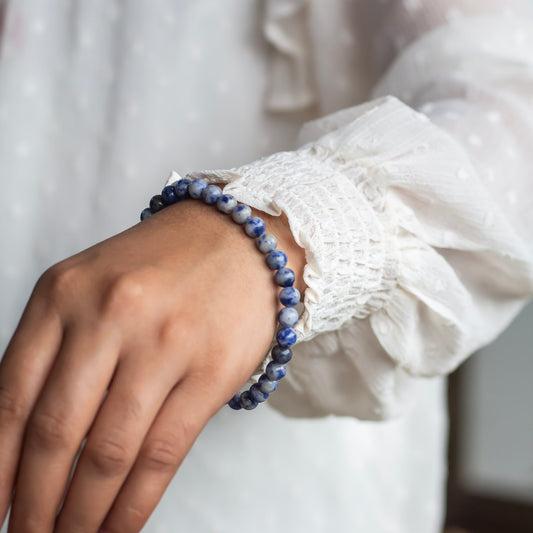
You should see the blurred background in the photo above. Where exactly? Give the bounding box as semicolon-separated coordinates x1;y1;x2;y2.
445;302;533;532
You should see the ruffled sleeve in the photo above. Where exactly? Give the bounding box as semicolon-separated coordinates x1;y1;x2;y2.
187;10;533;419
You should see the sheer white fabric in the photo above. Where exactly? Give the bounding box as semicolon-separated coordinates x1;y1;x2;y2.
1;0;532;532
194;4;533;418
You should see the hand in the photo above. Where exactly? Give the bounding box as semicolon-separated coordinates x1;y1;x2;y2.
0;200;305;533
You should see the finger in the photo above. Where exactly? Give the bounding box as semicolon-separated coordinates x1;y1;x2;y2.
54;355;178;533
7;325;120;533
98;374;221;533
0;299;62;528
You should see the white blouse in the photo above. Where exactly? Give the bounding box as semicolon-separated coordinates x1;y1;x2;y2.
1;0;532;532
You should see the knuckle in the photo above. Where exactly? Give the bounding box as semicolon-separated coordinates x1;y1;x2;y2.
15;512;50;533
28;410;73;450
101;271;151;316
140;436;181;473
38;263;82;305
0;386;28;425
85;437;131;476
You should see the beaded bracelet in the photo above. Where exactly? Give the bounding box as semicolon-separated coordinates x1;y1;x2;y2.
140;175;300;410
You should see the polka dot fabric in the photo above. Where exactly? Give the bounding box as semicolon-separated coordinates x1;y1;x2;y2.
1;1;533;532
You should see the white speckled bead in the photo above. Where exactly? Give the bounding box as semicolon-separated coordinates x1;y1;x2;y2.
275;267;295;287
202;184;223;205
278;307;299;328
232;204;252;224
244;216;266;238
256;233;277;253
258;374;279;393
189;178;208;199
267;250;288;270
217;194;238;214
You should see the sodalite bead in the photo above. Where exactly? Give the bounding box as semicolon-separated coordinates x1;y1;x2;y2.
228;394;242;410
217;194;237;214
258;374;279;393
278;307;299;328
149;195;165;213
279;287;300;307
202;184;222;205
265;361;287;381
140;208;152;221
276;327;297;347
267;250;287;270
249;383;269;403
174;178;192;200
256;233;277;254
272;345;292;364
161;185;178;205
232;204;252;224
244;217;266;238
188;178;208;199
239;391;258;410
275;267;295;287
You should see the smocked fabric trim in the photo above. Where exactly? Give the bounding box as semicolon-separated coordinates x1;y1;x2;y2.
189;147;398;344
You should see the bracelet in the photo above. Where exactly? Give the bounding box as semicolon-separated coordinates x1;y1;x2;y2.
140;175;301;410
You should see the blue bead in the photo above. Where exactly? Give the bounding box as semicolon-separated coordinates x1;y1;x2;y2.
174;178;192;200
267;250;288;270
278;307;299;328
239;391;258;410
249;384;269;403
202;184;222;205
258;374;279;393
279;286;300;307
161;185;178;205
149;195;165;213
275;267;295;287
271;345;292;364
244;217;266;238
217;194;237;214
265;361;287;381
257;233;277;254
232;204;252;224
276;327;297;347
189;178;208;199
228;394;242;410
140;208;152;221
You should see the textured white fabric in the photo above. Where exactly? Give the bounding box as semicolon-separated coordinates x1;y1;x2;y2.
193;7;533;419
1;1;532;532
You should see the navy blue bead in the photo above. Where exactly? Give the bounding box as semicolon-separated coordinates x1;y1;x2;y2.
258;374;279;393
265;361;287;381
275;267;295;287
278;307;299;328
217;194;237;214
149;195;165;213
202;184;223;205
161;185;178;205
279;287;300;307
239;391;258;410
232;204;252;224
271;345;292;364
249;384;269;403
276;328;297;347
174;178;192;200
267;250;288;270
257;233;277;254
140;208;152;221
189;178;208;199
228;394;242;410
244;217;266;238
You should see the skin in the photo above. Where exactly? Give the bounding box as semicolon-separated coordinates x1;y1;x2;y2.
0;199;306;533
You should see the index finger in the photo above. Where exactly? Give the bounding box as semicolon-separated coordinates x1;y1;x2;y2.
0;297;62;527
